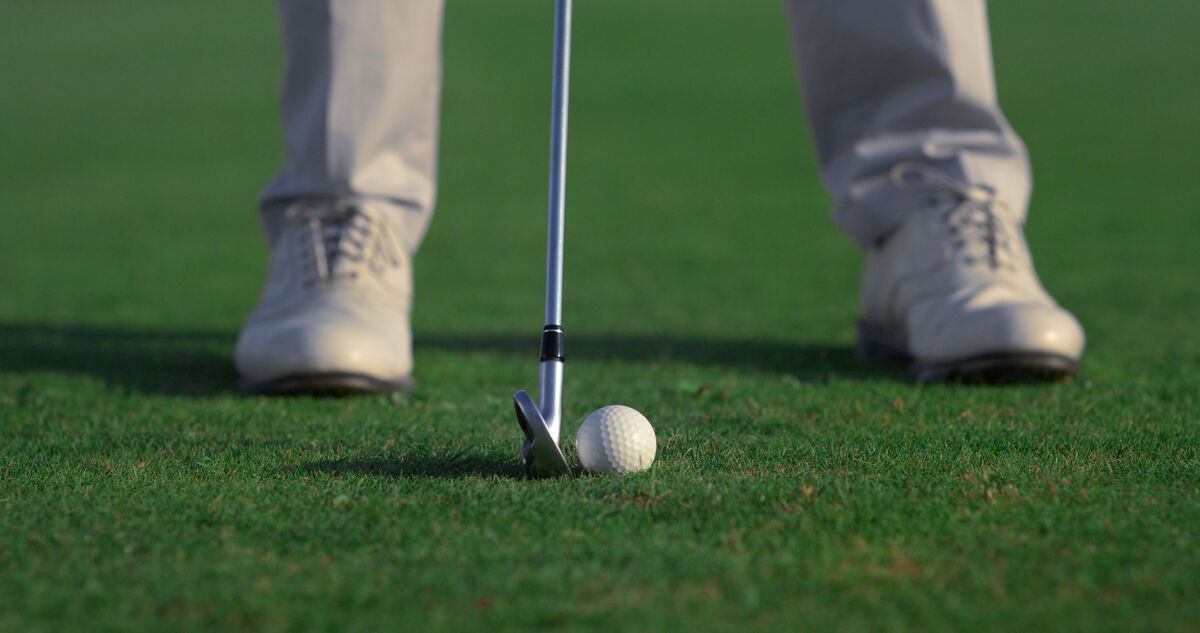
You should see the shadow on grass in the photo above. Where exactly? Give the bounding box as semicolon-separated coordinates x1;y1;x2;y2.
415;332;905;383
0;322;238;396
0;322;904;397
300;453;517;480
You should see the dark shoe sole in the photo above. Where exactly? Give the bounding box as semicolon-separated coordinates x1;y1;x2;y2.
857;321;1080;384
241;372;414;396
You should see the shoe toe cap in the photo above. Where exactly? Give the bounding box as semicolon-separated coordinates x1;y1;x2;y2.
912;302;1086;363
234;308;412;386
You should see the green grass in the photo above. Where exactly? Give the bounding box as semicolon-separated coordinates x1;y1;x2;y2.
2;1;1199;631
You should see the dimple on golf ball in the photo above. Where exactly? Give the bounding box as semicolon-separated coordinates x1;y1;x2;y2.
575;405;656;474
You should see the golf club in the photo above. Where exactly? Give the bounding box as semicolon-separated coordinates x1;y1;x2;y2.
514;0;573;478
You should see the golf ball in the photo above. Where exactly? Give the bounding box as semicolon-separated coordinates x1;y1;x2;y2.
575;405;656;474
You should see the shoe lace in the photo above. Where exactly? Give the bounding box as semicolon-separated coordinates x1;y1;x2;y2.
287;202;403;286
890;162;1015;271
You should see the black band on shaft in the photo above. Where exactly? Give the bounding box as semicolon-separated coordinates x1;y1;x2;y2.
540;325;564;362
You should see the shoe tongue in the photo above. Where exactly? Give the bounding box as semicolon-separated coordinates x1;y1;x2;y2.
890;164;1014;271
946;200;1015;270
324;211;369;276
290;204;369;282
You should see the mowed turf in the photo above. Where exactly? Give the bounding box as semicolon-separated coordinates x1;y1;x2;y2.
2;1;1199;631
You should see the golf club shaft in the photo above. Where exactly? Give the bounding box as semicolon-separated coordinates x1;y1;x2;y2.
545;0;570;328
539;0;572;440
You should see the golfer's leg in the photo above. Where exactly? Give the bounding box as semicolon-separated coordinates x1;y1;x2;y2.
236;0;445;394
784;0;1084;382
261;0;444;253
785;0;1028;248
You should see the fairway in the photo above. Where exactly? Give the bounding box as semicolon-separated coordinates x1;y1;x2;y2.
3;1;1199;631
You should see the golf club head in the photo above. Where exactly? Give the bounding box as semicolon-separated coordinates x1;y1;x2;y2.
514;389;572;478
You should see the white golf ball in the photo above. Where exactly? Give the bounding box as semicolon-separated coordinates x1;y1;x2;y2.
575;405;656;474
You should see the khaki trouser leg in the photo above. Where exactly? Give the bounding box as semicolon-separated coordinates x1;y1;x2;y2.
785;0;1031;248
261;0;445;254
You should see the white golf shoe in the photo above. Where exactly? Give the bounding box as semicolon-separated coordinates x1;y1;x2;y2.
857;163;1085;382
235;200;414;394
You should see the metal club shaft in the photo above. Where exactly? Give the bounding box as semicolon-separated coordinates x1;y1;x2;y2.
538;0;571;442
